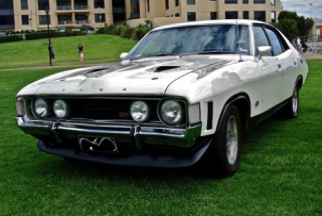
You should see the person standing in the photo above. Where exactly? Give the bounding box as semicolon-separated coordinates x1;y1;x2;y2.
297;37;302;52
78;43;84;64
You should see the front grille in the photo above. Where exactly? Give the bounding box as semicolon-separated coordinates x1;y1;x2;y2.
68;99;160;121
26;97;187;126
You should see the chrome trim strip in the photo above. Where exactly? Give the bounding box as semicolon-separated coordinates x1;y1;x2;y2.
58;126;130;135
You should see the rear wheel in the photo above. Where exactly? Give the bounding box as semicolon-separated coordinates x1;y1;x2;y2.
207;105;242;177
283;84;299;118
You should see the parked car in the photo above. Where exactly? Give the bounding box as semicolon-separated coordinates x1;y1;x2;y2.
56;27;66;32
16;20;308;177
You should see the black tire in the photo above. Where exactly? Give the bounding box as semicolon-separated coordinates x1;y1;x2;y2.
207;105;242;177
283;84;299;119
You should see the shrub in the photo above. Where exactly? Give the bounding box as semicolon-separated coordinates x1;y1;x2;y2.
120;26;134;38
0;35;23;43
25;30;85;40
132;27;150;40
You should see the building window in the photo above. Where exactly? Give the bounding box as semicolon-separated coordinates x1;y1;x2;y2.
21;0;28;10
175;13;180;17
39;15;50;25
187;0;195;5
243;11;249;19
175;0;179;6
38;0;49;10
254;0;265;4
187;12;196;21
271;0;275;6
271;11;276;23
243;0;249;3
94;0;105;8
225;0;237;4
95;13;106;23
225;11;238;19
254;11;266;22
147;0;150;12
210;12;217;20
165;0;169;10
21;15;29;25
130;0;140;19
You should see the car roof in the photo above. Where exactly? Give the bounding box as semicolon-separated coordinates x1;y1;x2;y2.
152;19;267;31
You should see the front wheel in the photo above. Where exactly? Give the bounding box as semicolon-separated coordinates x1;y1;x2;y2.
207;105;242;177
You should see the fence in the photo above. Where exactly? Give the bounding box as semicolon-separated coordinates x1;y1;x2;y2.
294;35;322;54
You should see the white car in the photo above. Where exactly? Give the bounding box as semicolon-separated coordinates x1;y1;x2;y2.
16;20;308;177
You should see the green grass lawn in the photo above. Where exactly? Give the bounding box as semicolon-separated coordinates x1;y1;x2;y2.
0;60;321;215
0;34;137;69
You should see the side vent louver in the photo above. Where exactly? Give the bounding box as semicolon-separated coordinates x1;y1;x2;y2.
207;102;213;130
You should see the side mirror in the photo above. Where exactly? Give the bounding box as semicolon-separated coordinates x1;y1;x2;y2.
120;52;129;60
258;46;272;60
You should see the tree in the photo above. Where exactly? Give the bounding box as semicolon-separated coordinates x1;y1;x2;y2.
276;11;314;40
276;19;298;41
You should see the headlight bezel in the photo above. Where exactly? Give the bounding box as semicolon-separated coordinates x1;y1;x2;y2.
34;98;50;118
53;99;69;119
130;100;150;122
158;99;184;126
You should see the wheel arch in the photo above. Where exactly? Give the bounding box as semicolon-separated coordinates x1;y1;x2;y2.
215;93;251;134
296;75;303;90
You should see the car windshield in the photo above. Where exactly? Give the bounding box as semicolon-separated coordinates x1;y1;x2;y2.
128;24;250;60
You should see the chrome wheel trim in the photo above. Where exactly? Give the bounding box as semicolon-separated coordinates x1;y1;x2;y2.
292;88;298;114
226;115;239;166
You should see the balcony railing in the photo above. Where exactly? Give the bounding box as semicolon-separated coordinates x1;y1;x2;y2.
75;20;89;24
58;20;73;25
57;5;72;10
74;5;88;10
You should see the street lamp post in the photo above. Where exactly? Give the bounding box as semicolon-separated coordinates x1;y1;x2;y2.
29;10;33;32
309;3;313;18
46;9;52;66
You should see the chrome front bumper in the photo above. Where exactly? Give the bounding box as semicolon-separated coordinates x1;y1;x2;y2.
16;117;211;168
16;117;202;149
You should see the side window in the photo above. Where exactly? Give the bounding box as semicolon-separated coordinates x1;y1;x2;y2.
265;27;284;55
253;26;272;56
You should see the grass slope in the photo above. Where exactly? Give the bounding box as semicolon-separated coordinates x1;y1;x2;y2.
0;34;137;69
0;60;321;215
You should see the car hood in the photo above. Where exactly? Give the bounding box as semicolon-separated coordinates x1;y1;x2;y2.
18;58;235;96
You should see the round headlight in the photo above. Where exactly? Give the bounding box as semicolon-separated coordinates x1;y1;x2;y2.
34;98;49;118
53;100;69;118
130;101;149;122
160;100;183;125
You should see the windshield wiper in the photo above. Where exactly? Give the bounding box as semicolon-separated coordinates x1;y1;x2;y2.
198;51;236;55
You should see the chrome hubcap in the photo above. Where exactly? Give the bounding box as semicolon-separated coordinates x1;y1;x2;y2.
226;115;238;166
292;89;298;114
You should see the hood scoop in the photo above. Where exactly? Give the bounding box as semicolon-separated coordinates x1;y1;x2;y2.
154;66;181;72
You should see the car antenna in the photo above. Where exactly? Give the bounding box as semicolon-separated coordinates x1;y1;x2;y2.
236;19;243;62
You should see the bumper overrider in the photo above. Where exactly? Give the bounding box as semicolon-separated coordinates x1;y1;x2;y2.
16;117;212;168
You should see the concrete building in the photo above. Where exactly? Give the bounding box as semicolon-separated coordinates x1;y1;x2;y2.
0;0;280;31
312;18;322;37
125;0;281;27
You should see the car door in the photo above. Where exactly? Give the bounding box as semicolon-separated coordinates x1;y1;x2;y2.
264;26;297;101
253;25;283;113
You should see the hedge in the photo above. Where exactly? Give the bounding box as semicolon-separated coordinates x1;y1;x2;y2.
0;35;23;43
25;30;86;40
97;24;150;40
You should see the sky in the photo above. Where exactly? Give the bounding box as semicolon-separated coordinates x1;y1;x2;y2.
281;0;322;19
